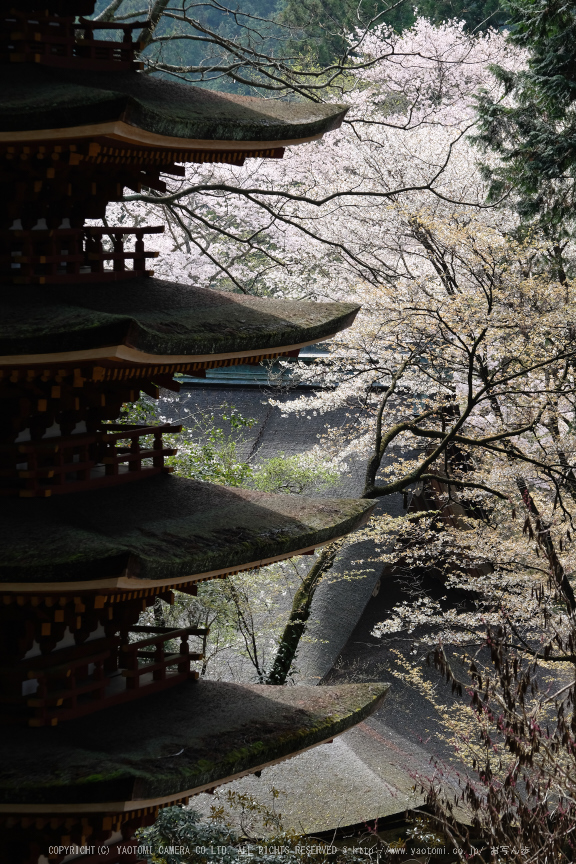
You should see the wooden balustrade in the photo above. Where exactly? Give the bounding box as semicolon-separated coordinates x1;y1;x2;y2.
1;225;163;284
0;624;208;726
0;422;182;497
1;13;147;71
121;626;208;690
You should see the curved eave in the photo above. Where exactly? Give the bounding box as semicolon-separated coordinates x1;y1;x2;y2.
0;66;349;146
0;278;360;362
0;332;344;369
0;474;376;586
0;120;329;152
0;681;388;810
0;529;366;595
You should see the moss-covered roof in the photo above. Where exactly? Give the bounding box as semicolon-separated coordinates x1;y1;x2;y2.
0;65;347;143
0;681;388;807
0;474;374;585
0;278;358;360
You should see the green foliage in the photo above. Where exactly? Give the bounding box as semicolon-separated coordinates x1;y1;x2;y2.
474;0;576;235
280;0;505;66
121;394;345;681
251;451;340;494
115;395;257;486
416;0;505;30
136;804;367;864
118;395;343;494
137;806;240;864
279;0;412;66
167;407;257;488
115;393;159;426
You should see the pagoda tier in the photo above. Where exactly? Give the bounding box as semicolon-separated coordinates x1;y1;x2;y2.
0;476;374;725
0;64;347;149
0;21;347;285
1;279;358;358
0;280;358;496
0;78;346;283
0;681;388;864
0;476;374;586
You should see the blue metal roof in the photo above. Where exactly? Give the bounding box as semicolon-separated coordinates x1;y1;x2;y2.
181;346;330;388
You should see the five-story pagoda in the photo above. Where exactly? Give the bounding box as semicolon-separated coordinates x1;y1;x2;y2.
0;5;387;862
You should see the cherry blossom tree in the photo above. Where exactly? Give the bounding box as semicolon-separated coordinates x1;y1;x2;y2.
95;11;576;852
115;18;522;293
107;17;576;688
108;19;555;683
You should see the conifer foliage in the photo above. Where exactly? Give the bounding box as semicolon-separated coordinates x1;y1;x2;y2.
475;0;576;231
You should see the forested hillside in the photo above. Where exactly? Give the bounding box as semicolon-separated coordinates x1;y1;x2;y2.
280;0;505;64
92;0;505;85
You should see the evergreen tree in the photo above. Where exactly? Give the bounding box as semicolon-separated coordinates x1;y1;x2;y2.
475;0;576;234
279;0;412;67
279;0;505;66
417;0;505;30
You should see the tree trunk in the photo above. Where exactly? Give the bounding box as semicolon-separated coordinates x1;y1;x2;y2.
266;541;344;684
137;0;170;51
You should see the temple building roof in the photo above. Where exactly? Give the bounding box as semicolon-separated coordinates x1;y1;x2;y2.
0;65;348;150
0;474;375;587
0;278;358;363
0;680;388;809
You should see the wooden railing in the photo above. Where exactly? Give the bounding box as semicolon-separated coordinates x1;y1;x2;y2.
2;14;148;71
0;423;182;497
1;226;163;284
121;626;209;690
0;625;209;726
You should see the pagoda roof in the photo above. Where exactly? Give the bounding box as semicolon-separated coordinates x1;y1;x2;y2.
0;65;348;149
0;278;358;364
0;680;388;809
0;474;374;588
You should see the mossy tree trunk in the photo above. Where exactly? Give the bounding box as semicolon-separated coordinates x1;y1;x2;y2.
266;540;344;685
